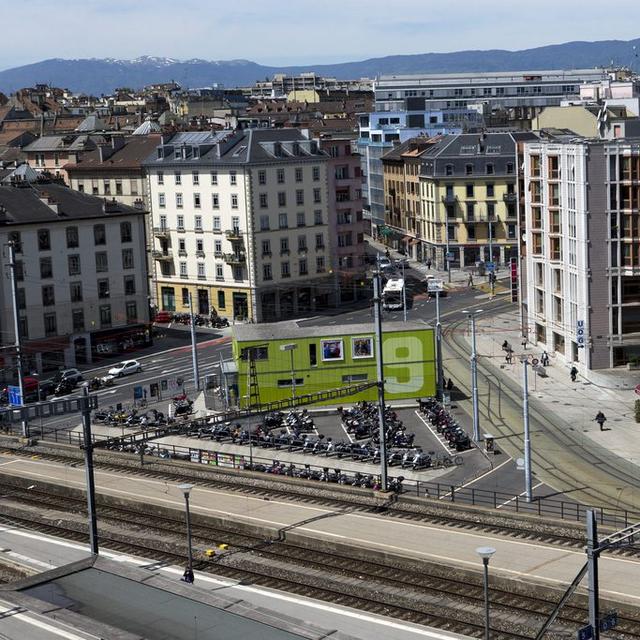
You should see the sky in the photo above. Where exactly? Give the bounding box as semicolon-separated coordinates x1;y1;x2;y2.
1;0;640;70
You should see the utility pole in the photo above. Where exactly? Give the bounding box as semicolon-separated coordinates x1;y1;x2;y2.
464;310;482;442
188;293;200;391
81;385;99;555
520;356;532;502
488;219;495;298
372;268;388;492
401;261;407;322
586;509;600;640
7;241;27;438
435;289;444;401
445;223;452;284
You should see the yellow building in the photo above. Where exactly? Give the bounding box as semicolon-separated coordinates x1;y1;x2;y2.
419;132;537;269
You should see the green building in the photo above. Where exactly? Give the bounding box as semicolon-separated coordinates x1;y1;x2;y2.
231;321;436;408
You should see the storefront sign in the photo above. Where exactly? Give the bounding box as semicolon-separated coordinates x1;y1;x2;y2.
576;320;586;348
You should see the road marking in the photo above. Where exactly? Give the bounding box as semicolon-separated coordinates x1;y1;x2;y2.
496;482;545;509
0;460;18;467
437;458;511;500
414;411;452;454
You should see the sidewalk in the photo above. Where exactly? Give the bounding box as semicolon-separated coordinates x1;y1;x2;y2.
469;308;640;467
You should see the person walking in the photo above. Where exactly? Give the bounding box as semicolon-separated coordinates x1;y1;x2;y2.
446;378;454;392
570;365;578;382
468;273;474;288
426;259;432;270
541;351;550;367
594;411;607;431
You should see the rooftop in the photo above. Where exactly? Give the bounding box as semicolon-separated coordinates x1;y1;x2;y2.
65;134;162;172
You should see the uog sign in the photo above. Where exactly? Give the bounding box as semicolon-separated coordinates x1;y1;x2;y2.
576;320;586;348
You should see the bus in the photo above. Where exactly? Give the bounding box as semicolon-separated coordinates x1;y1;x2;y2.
382;278;405;310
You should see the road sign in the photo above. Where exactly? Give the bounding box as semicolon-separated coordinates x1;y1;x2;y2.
600;611;618;631
486;262;495;272
7;385;21;406
577;625;594;640
446;252;453;259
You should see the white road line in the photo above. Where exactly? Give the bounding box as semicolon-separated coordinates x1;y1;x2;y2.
437;458;511;500
496;482;545;509
414;410;451;454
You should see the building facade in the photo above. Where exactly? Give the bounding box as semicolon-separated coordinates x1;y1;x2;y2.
0;178;150;377
144;129;335;322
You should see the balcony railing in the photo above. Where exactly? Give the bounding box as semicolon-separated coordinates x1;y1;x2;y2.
503;193;517;202
225;228;242;241
152;249;173;261
441;194;458;204
153;226;170;237
223;252;246;264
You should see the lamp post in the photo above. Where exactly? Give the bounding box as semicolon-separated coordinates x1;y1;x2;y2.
476;546;496;640
462;309;482;442
280;343;298;406
178;483;195;583
520;355;532;502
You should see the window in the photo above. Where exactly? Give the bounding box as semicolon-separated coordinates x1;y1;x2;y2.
174;171;182;185
210;171;217;185
120;221;132;243
297;212;305;227
313;188;321;203
263;264;272;280
278;192;286;207
126;301;137;323
296;189;304;206
124;275;136;295
194;193;201;208
122;248;134;269
182;287;189;306
70;282;82;302
18;316;28;339
466;202;475;220
197;263;205;279
98;278;110;298
66;226;78;248
506;162;515;174
230;171;237;185
95;252;108;272
280;237;289;253
260;215;270;231
176;193;183;208
159;214;167;230
299;258;308;275
212;193;219;209
179;262;187;277
262;239;271;255
217;290;226;309
177;214;184;230
316;256;325;272
309;343;317;366
178;238;186;254
115;180;123;196
277;168;285;184
258;170;266;185
44;313;57;336
312;166;320;181
157;171;164;185
100;305;112;327
216;264;224;280
103;181;111;196
314;210;323;225
214;240;222;255
486;163;494;175
281;261;290;278
295;167;303;182
231;194;238;208
38;229;51;251
315;233;324;249
260;193;268;208
298;235;307;251
42;285;55;306
466;224;476;240
40;257;52;279
158;193;166;208
279;213;288;229
16;288;25;309
486;183;494;197
194;215;202;231
445;164;453;176
487;202;495;219
72;309;84;333
466;184;474;198
465;164;473;175
192;171;199;185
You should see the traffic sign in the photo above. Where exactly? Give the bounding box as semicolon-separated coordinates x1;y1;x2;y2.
446;252;453;259
600;611;618;631
486;262;495;272
578;625;594;640
7;385;22;406
635;384;640;396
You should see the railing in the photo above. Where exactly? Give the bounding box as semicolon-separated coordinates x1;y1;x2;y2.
153;226;170;237
225;228;242;241
152;250;173;261
223;252;246;264
441;194;458;204
503;193;517;202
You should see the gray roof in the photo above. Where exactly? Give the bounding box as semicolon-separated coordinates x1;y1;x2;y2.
233;319;431;342
132;118;161;135
142;128;328;168
75;114;108;132
1;163;38;184
23;134;105;153
0;182;143;225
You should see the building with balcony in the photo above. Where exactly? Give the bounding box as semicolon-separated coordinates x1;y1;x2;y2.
419;132;537;269
523;136;640;370
143;128;334;322
0;176;150;377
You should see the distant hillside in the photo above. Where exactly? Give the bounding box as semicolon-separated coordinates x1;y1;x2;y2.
0;38;639;95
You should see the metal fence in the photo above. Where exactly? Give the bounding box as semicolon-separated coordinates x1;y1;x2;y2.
35;428;638;529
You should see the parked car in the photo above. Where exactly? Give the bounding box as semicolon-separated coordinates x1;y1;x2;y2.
108;360;142;377
378;256;393;271
53;368;83;386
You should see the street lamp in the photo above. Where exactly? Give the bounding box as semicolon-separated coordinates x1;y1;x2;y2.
280;343;298;406
462;309;482;442
178;483;195;583
476;546;496;640
520;355;532;502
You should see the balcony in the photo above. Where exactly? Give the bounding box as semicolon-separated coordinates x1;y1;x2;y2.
503;193;517;203
196;250;205;258
223;252;246;264
152;249;173;261
441;194;458;204
225;228;243;241
153;226;170;238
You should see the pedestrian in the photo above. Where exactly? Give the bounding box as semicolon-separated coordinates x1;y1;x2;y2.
468;273;474;287
505;350;513;364
570;365;578;382
541;351;550;367
446;378;453;392
426;259;432;270
385;248;390;259
594;411;607;431
502;340;511;352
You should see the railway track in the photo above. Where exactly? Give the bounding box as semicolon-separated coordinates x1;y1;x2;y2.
3;482;639;640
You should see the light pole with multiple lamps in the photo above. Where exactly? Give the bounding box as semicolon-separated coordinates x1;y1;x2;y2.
280;343;298;405
178;483;195;583
462;309;482;442
476;546;496;640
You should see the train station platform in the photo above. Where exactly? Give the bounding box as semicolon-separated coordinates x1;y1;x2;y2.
1;454;640;609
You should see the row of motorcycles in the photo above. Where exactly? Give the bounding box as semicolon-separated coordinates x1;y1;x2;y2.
93;394;194;426
338;402;415;448
172;313;230;328
418;397;472;451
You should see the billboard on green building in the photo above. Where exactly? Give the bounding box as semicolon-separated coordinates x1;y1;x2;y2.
232;321;435;408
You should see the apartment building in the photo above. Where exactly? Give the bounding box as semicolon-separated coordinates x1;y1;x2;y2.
419;132;537;269
143;128;334;322
319;136;367;302
524;136;640;370
0;173;150;377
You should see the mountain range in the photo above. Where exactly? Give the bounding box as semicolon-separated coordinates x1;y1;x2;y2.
0;38;639;95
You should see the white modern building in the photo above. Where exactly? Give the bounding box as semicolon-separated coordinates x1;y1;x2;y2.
143;129;335;322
